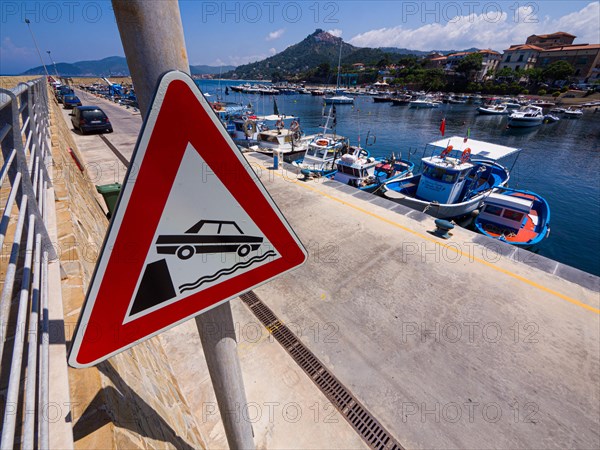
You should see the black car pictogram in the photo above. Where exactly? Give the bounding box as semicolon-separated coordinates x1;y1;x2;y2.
156;220;263;260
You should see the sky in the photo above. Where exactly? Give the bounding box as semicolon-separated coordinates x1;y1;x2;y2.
1;1;599;74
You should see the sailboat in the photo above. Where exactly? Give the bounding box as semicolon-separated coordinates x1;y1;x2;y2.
324;41;354;105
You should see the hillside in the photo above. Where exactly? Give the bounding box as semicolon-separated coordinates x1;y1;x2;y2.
224;29;361;80
21;56;234;76
224;30;486;80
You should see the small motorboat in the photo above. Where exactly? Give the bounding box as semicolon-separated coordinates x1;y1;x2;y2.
474;187;550;248
324;95;354;105
563;107;583;118
543;114;560;123
477;104;509;115
549;107;566;113
507;105;544;127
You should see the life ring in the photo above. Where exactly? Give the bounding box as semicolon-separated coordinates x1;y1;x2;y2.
315;139;329;146
460;147;471;163
290;120;300;132
243;120;257;137
440;145;453;158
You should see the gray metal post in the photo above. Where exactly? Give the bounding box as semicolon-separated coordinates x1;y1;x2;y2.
111;2;255;448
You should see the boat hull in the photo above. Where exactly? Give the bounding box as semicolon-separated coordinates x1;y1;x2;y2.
507;117;543;127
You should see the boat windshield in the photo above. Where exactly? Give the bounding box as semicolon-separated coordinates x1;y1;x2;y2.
423;165;458;183
308;146;336;159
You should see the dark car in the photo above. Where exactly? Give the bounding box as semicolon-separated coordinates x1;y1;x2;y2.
63;94;82;109
71;106;113;134
56;86;74;103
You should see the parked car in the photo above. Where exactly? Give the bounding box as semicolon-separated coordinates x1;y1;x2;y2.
63;94;82;109
71;106;113;134
56;86;74;103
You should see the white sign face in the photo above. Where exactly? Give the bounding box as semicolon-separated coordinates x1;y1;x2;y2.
124;143;281;323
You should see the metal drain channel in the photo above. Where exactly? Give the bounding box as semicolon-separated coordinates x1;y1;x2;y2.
240;291;404;450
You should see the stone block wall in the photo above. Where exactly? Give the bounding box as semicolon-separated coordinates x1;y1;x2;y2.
48;91;207;449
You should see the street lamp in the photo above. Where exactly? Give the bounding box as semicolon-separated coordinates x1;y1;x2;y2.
24;18;49;78
46;50;60;78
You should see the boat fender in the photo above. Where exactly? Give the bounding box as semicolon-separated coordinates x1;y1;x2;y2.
460;147;471;163
440;145;453;158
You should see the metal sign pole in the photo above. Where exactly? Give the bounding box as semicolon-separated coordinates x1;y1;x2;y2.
111;2;254;448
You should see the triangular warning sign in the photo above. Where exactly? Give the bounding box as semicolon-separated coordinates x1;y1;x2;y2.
69;71;306;368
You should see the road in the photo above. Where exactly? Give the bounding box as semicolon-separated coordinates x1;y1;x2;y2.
58;88;142;185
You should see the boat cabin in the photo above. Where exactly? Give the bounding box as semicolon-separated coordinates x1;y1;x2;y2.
478;193;533;230
416;156;474;204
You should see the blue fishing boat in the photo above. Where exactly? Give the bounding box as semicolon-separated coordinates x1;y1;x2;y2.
332;152;414;192
380;136;519;219
474;187;550;247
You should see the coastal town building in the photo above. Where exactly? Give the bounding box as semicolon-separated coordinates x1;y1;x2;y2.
475;49;502;81
536;44;600;83
526;32;576;49
499;44;543;72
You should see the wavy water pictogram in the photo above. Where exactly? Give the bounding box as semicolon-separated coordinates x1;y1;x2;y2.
179;250;277;293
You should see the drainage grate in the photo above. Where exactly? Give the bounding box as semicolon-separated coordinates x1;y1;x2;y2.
240;291;404;450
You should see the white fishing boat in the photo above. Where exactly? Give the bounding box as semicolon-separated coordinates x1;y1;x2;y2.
292;134;349;176
507;105;544;127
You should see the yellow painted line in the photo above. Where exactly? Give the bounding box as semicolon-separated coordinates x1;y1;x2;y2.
256;162;600;315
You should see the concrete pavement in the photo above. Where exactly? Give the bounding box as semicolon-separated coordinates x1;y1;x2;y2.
57;90;599;449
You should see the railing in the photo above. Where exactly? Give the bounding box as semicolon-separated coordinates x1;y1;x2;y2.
0;78;57;449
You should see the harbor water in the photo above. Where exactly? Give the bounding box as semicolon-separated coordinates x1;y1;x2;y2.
197;80;600;276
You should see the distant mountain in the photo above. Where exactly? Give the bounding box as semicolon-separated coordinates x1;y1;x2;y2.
224;29;360;80
190;65;236;75
21;56;235;76
380;47;484;56
22;56;130;76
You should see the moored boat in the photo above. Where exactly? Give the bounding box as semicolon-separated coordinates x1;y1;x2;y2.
474;187;550;248
332;152;414;192
563;107;583;118
380;136;518;219
409;95;440;108
477;104;509;115
292;134;349;176
507;105;544;127
324;95;354;105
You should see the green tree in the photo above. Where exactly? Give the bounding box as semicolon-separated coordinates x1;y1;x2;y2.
523;67;544;84
495;66;515;80
456;53;483;80
542;60;575;84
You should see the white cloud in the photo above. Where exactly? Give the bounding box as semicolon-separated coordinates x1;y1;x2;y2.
269;47;277;56
266;28;285;41
348;2;599;51
224;53;272;66
1;37;35;60
327;29;343;37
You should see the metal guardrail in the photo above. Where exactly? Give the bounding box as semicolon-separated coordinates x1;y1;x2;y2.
0;78;57;449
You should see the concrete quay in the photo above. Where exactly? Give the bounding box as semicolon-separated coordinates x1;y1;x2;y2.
58;91;599;449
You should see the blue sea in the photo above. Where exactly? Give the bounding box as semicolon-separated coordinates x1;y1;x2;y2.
196;79;600;277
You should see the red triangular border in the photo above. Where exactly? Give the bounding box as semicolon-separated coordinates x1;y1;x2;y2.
69;72;306;367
